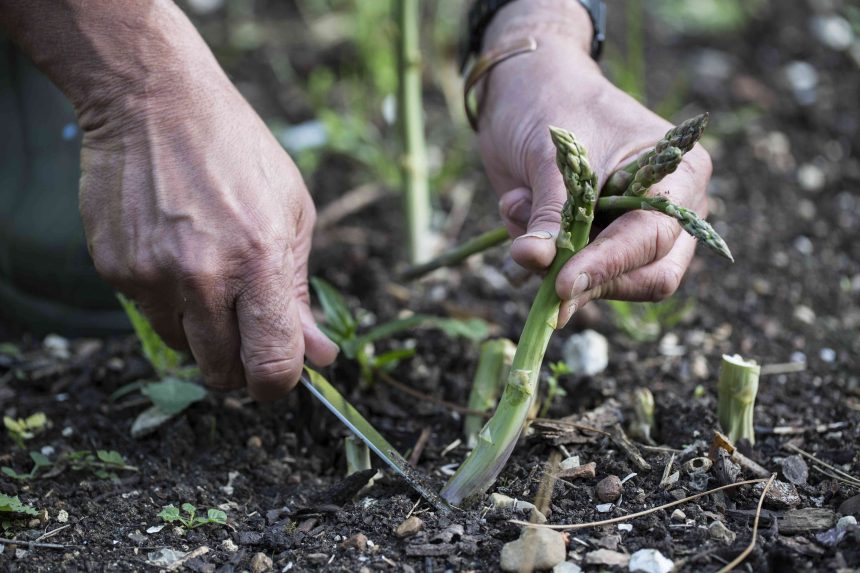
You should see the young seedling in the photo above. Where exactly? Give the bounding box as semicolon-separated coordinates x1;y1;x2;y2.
157;503;227;529
718;354;761;445
440;126;598;505
311;277;488;383
464;339;516;448
629;387;656;445
539;361;571;418
0;494;38;517
116;296;207;436
4;412;47;449
2;449;137;481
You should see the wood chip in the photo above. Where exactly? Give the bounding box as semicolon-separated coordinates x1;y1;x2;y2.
558;461;597;480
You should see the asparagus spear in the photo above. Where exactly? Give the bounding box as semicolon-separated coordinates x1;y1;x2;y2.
463;339;516;448
440;126;596;505
599;195;734;261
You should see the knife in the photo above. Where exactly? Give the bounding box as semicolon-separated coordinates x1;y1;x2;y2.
300;367;451;513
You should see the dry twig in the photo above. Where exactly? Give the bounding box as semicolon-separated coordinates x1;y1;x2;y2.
784;443;860;488
715;474;776;573
510;478;769;530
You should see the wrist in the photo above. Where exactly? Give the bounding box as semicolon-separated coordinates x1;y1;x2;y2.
483;0;594;57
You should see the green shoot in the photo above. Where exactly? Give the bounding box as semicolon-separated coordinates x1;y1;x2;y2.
0;494;38;516
717;354;761;445
606;298;695;342
344;435;373;476
157;503;227;529
140;378;207;415
311;277;488;383
1;451;51;481
118;294;183;379
440;126;598;505
396;0;432;264
4;412;47;449
629;387;656;445
539;361;571;418
464;339;516;448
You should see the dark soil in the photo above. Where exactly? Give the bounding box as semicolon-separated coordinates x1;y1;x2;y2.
2;1;859;571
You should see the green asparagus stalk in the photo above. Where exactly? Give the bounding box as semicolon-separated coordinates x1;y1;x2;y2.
625;146;683;196
463;339;516;448
599;195;734;261
396;0;432;264
717;354;761;445
629;387;656;445
604;113;709;195
440;126;596;505
401;226;509;281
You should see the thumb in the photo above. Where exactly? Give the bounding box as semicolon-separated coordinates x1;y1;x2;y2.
299;300;339;367
508;158;566;270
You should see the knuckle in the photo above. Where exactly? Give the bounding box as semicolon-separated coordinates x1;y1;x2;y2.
244;349;302;386
649;266;684;301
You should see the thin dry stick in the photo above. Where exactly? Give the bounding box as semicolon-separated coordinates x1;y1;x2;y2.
0;537;73;549
715;474;776;573
315;183;388;231
408;426;432;467
811;465;860;488
785;444;860;487
35;524;71;542
510;478;769;530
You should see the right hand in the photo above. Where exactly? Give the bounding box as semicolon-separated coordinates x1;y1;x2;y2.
78;68;338;401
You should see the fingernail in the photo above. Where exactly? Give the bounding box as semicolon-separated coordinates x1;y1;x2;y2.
516;230;554;241
569;272;590;299
558;300;578;329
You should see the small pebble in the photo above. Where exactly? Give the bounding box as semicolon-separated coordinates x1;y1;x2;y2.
394;516;423;538
246;436;263;449
754;480;802;509
596;475;623;502
819;348;836;363
552;562;582;573
306;553;329;565
709;520;736;545
341;533;368;552
56;510;69;523
500;528;566;572
249;552;272;573
781;455;809;485
671;509;686;522
562;330;609;376
797;163;826;192
629;548;674;573
584;548;629;568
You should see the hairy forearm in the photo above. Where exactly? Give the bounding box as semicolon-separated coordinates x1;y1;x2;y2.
0;0;231;130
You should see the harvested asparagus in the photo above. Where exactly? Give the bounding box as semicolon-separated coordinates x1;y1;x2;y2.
464;339;516;448
717;354;761;445
440;126;597;505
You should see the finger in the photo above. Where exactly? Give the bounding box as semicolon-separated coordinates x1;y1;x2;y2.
555;209;683;302
236;267;306;402
299;303;339;367
498;186;531;237
135;299;189;351
182;294;245;391
509;155;566;270
556;234;697;328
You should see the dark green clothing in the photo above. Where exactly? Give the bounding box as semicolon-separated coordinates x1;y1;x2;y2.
0;39;128;335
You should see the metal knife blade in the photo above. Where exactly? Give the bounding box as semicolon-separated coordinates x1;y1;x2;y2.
300;368;451;513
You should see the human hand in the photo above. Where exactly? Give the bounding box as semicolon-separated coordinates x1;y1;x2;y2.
476;1;712;327
70;9;337;400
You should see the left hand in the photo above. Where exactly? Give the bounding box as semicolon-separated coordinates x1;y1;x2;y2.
475;1;713;328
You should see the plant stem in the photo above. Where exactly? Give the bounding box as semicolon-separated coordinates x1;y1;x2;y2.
344;435;372;476
396;0;431;264
717;354;761;445
440;127;596;505
464;339;516;448
401;226;509;281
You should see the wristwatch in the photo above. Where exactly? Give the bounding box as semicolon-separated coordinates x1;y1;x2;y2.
460;0;606;71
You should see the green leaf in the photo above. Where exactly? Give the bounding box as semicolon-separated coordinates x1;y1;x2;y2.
117;294;183;377
3;416;23;434
157;505;181;523
310;277;358;341
0;342;21;358
372;347;416;371
432;318;489;341
1;467;29;481
206;509;227;524
355;315;489;349
96;450;125;466
181;503;196;515
29;452;51;468
141;378;207;415
0;494;38;516
24;413;47;430
110;381;145;402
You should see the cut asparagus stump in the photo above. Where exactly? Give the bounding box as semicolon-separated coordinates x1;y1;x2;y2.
717;354;761;445
440;126;597;505
463;338;516;448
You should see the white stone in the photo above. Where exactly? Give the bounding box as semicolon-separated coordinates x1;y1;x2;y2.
553;562;583;573
562;330;609;376
57;510;69;523
819;348;836;363
629;548;674;573
500;528;566;572
811;15;854;51
221;538;238;553
798;164;826;192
